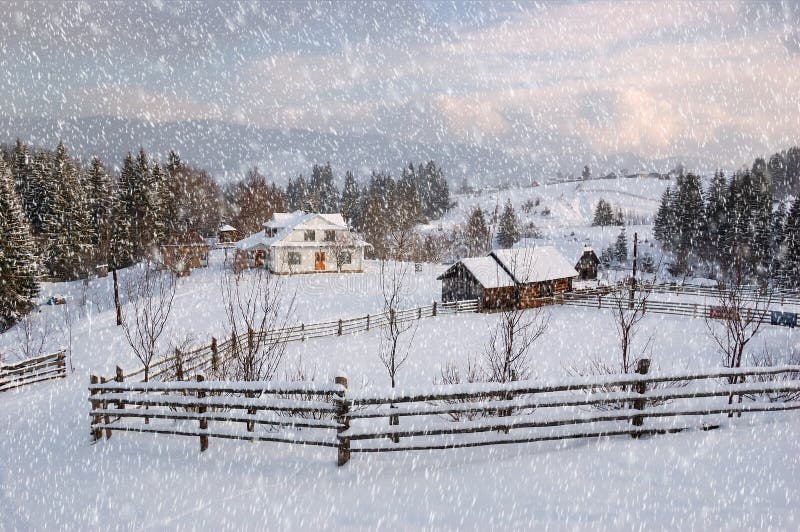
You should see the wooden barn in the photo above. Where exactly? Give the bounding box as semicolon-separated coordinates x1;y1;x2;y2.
438;246;578;310
217;224;238;243
575;245;600;280
158;233;209;276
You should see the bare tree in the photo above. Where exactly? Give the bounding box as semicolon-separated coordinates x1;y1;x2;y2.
220;267;295;382
609;279;654;375
705;264;771;413
328;231;356;272
377;259;418;441
14;313;56;361
120;262;177;381
483;304;549;384
745;346;800;403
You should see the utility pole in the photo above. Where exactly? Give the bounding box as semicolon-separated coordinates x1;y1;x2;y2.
629;232;638;309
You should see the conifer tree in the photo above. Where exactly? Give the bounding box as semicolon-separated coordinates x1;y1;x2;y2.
0;158;39;329
111;152;139;268
614;228;628;263
340;171;360;227
782;196;800;287
703;171;728;262
464;206;490;256
85;157;113;257
592;198;614;226
496;200;520;249
653;186;676;250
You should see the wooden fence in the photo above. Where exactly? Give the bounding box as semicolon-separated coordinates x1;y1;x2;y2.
642;282;800;307
1;350;67;392
109;300;480;383
563;290;779;324
89;362;800;466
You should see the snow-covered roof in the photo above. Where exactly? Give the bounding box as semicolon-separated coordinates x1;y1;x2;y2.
263;211;347;230
459;257;516;289
237;211;362;251
218;224;236;232
491;247;578;284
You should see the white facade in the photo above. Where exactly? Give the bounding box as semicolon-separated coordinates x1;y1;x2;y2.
236;211;368;274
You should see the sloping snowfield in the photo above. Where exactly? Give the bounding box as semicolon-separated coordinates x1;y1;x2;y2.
2;246;800;529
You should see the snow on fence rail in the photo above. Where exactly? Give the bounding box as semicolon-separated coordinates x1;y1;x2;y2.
105;300;480;383
88;362;800;466
641;282;800;307
563;290;780;323
1;350;67;392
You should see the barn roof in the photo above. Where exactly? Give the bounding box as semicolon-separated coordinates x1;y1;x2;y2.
490;246;578;284
459;257;516;289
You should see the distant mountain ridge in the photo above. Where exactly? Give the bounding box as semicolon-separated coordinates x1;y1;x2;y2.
0;116;714;184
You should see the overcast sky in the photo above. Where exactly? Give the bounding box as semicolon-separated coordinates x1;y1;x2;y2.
2;0;799;166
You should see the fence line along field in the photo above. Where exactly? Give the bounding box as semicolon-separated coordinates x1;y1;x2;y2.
1;350;67;392
88;362;800;465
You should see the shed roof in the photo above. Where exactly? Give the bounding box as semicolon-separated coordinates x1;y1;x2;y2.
459;257;516;289
490;246;578;284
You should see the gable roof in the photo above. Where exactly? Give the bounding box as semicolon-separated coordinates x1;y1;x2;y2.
438;256;515;289
490;246;578;284
237;211;363;251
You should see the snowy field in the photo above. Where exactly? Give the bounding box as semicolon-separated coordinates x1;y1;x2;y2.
2;244;800;529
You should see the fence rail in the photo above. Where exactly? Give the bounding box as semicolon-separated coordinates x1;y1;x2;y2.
1;350;67;392
89;363;800;465
110;300;480;383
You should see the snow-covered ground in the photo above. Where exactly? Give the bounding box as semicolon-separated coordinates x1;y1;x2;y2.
2;247;800;528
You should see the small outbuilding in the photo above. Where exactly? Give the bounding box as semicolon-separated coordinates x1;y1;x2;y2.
438;246;578;311
217;224;238;243
575;245;600;280
158;232;209;276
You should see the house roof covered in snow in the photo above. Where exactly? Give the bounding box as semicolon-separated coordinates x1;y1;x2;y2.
458;257;516;289
218;224;236;232
237;211;365;251
490;246;578;284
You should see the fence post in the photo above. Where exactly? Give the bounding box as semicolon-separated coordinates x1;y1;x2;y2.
417;307;422;319
477;298;483;313
631;358;650;438
301;323;305;342
211;337;218;373
115;366;125;419
433;301;437;316
366;314;370;331
58;350;67;376
598;295;602;308
338;319;343;336
335;375;350;466
231;332;238;357
693;304;698;318
642;300;646;315
248;328;254;353
90;374;102;442
197;374;209;452
100;377;112;440
175;348;184;381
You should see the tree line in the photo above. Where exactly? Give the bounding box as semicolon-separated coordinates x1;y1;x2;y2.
0;139;454;329
653;149;800;285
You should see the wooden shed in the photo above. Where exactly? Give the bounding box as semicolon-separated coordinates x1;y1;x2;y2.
158;233;209;276
438;246;578;311
217;224;238;243
575;245;600;280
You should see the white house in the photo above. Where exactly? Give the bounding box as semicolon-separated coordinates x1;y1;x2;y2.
235;211;369;274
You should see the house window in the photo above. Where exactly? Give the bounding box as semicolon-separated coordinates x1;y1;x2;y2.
288;252;302;265
323;230;336;242
540;281;554;297
340;250;352;264
303;230;315;241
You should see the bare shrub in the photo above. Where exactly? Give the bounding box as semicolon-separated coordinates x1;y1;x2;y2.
745;347;800;403
219;268;295;382
14;313;55;361
120;261;177;381
483;305;549;384
434;358;485;422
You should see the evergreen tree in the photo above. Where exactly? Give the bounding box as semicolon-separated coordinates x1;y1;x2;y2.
771;201;787;281
786;146;800;197
310;163;340;213
582;165;591;181
750;159;773;278
395;166;422;228
340;171;360;227
150;161;167;244
41;142;91;279
85;157;113;256
674;172;705;259
464;206;490;256
111;152;139;268
0;158;39;330
592;198;614;226
285;178;297;211
653;186;677;250
703;171;728;262
614;228;628;263
768;152;787;198
496;200;520;249
782;196;800;287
